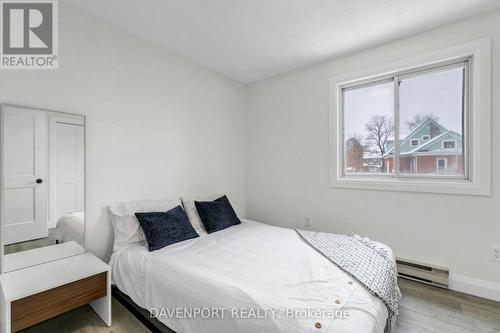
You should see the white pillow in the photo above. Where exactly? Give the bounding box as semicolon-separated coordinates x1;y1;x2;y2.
181;197;208;236
108;199;182;251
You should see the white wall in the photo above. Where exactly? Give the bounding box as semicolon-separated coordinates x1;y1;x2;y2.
246;10;500;297
0;2;246;261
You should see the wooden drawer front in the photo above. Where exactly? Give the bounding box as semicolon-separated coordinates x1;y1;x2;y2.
11;272;107;332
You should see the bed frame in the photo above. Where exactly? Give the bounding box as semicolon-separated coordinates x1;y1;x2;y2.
112;286;175;333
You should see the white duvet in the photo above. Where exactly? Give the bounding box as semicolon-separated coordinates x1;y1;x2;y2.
111;220;389;333
55;211;84;245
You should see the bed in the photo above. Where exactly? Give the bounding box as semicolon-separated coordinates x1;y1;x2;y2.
55;211;85;246
111;219;390;333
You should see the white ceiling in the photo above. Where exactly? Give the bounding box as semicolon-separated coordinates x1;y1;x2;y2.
67;0;500;84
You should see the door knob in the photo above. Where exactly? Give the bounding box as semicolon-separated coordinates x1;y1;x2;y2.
36;179;43;184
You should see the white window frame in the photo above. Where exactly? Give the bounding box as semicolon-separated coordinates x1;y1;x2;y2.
437;158;447;172
329;38;491;196
410;139;420;146
422;135;430;141
442;140;457;149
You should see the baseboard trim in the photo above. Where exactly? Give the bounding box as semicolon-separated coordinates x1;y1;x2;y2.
449;273;500;302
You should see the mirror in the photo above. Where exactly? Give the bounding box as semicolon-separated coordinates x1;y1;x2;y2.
1;104;85;272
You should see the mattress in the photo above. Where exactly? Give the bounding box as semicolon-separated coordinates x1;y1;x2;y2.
110;220;389;333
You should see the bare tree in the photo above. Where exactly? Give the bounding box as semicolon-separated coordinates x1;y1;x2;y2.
365;115;393;172
345;133;364;149
406;113;439;131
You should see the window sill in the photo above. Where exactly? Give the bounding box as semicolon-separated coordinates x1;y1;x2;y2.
330;177;490;196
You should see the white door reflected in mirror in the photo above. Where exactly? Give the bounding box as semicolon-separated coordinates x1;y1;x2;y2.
3;107;48;245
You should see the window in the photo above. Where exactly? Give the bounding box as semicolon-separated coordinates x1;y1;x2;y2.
442;140;456;149
330;39;491;195
341;60;467;178
437;158;447;172
343;81;393;175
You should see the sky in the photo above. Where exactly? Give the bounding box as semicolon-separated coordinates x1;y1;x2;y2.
343;66;464;142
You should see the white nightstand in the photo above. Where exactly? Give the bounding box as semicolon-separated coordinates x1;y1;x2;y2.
0;252;111;333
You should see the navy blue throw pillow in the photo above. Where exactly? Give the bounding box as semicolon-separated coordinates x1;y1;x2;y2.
194;195;241;234
135;205;199;251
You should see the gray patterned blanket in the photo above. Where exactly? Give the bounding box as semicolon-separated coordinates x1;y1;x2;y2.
296;229;400;332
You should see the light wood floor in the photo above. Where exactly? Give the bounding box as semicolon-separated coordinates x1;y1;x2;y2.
395;279;500;333
4;229;57;255
20;278;500;332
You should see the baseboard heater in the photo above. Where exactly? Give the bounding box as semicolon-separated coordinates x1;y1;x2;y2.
396;258;449;288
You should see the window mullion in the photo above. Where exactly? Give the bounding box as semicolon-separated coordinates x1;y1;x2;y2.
394;76;400;179
463;60;470;181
